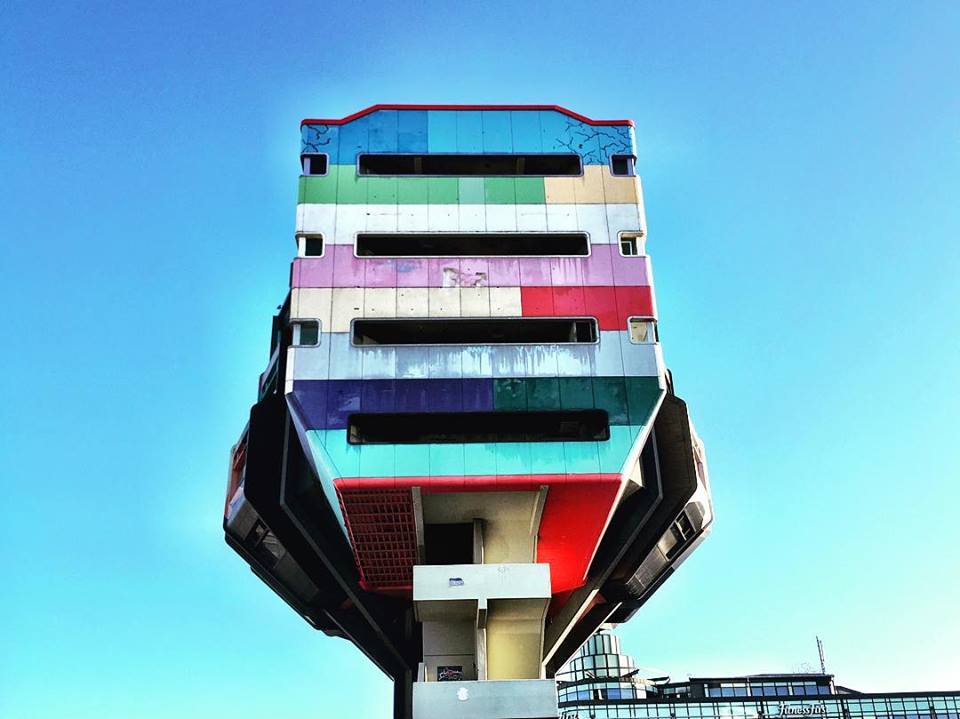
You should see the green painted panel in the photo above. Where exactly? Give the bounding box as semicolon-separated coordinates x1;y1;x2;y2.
428;177;459;203
336;165;368;203
514;177;546;204
300;175;337;204
493;378;527;411
397;176;429;204
459;177;485;204
625;377;663;425
526;377;561;410
593;378;629;425
367;176;398;204
484;177;516;204
558;377;594;410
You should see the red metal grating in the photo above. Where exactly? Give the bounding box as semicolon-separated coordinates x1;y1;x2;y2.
337;488;417;592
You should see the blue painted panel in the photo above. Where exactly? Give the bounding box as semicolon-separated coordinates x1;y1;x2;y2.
461;346;494;378
594;333;625;376
394;346;431;378
510;111;542;152
427;110;458;152
361;346;397;379
481;110;512;152
291;383;328;429
367;109;399;153
433;378;464;412
555;346;596;377
398;110;428;152
325;380;362;429
456;111;483;152
302;123;340;164
462;378;494;411
427;346;463;379
338;114;369;162
326;334;354;379
539;110;572;154
395;378;431;412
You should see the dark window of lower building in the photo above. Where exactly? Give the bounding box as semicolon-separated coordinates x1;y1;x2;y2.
301;153;328;176
610;154;637;176
356;232;589;257
358;153;582;176
352;318;598;346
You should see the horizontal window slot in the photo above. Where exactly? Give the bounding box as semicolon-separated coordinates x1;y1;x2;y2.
358;153;582;176
348;410;610;444
356;232;589;257
352;318;598;346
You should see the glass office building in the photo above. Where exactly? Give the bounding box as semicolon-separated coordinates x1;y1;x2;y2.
558;630;960;719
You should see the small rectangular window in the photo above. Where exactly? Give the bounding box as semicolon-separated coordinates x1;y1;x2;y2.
292;320;320;346
296;233;324;257
356;232;589;257
352;318;598;346
347;409;610;445
301;153;328;176
358;153;582;176
610;154;637;176
618;231;645;256
628;317;657;344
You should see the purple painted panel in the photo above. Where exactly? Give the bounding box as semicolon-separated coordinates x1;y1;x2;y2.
462;378;495;411
611;253;647;286
332;246;364;287
395;258;430;287
518;257;552;285
487;257;521;285
581;244;615;286
361;379;397;413
432;379;464;411
550;256;584;286
291;382;328;429
326;379;363;428
395;378;432;412
363;257;399;287
295;258;334;288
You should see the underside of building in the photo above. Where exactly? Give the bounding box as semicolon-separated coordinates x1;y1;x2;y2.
222;104;714;719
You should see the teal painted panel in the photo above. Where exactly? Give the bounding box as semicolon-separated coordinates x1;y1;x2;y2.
563;441;601;474
495;442;533;475
493;378;527;411
558;377;594;410
526;377;561;410
464;442;500;475
358;443;396;477
596;425;638;474
320;430;361;477
395;444;431;476
427;110;458;152
625;377;663;425
529;444;566;474
430;443;466;476
593;377;629;425
510;110;542;152
481;110;512;152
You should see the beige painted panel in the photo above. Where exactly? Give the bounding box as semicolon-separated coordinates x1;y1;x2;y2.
489;286;522;316
486;603;547;681
363;287;396;317
573;165;606;204
601;166;641;204
397;287;429;317
544;175;576;203
330;287;364;332
428;287;461;317
460;287;491;317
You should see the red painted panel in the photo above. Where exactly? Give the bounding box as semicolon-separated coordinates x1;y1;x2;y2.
519;286;555;316
302;104;634;127
581;286;619;329
552;286;587;316
614;286;655;324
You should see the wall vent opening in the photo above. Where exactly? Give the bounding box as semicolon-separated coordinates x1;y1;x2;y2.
347;410;610;444
358;153;582;176
356;232;589;257
352;318;598;346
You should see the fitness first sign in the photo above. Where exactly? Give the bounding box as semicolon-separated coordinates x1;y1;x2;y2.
777;704;827;716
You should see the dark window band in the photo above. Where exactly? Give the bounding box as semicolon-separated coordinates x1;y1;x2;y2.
358;153;582;176
347;410;610;444
356;232;589;257
352;318;598;346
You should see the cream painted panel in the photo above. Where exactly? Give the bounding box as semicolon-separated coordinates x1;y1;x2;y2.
292;288;333;328
485;204;518;232
458;204;486;231
428;287;461;317
516;204;548;232
330;287;364;332
544;176;576;204
605;203;643;238
575;204;612;244
601;166;641;204
362;287;396;317
297;203;335;235
334;205;367;245
397;204;429;231
545;204;578;232
365;206;398;232
396;287;429;317
428;204;458;232
488;286;522;316
460;286;491;317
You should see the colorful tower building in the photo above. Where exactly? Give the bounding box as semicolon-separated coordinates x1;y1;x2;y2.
223;105;714;719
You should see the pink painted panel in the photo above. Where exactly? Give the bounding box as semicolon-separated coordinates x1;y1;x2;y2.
486;258;521;285
518;257;552;285
363;258;398;287
550;256;584;286
295;257;334;287
612;252;648;286
395;258;430;287
333;245;364;286
581;244;615;285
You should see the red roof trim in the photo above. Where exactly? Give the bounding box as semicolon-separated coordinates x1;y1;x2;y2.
301;104;633;128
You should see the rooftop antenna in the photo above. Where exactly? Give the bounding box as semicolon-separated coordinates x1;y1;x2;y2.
816;636;827;674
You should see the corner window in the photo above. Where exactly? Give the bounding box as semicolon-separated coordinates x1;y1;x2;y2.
610;154;637;176
296;233;324;257
292;320;320;347
619;231;645;256
300;153;328;176
628;317;657;344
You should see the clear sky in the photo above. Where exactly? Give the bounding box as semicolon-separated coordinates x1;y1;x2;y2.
2;2;959;717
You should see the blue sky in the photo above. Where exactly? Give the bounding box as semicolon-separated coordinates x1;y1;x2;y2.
2;2;959;716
